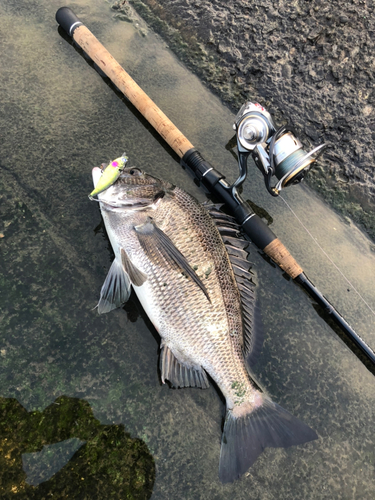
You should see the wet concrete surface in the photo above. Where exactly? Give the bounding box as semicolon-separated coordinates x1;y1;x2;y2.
0;1;375;498
124;0;375;241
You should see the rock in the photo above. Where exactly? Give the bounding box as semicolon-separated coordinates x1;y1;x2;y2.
282;64;292;78
130;0;375;239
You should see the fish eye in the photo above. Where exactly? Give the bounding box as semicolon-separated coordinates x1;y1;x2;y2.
129;168;142;176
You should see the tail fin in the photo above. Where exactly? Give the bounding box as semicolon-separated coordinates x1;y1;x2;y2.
219;396;318;483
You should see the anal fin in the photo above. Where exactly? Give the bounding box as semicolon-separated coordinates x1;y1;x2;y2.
160;345;209;389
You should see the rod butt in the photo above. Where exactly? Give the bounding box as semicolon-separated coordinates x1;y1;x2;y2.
56;7;83;36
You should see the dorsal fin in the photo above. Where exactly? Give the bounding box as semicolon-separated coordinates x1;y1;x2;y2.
209;217;239;229
232;262;264;364
242;304;264;365
220;235;249;250
207;205;264;365
225;244;249;260
201;201;225;212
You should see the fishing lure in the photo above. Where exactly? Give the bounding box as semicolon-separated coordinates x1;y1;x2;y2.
89;153;128;198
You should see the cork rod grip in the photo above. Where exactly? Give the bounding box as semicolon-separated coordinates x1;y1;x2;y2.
56;9;304;281
263;238;303;279
72;25;194;158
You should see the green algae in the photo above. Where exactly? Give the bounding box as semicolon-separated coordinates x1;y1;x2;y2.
0;396;155;498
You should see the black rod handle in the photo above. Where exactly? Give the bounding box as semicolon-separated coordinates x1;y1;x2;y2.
182;148;304;278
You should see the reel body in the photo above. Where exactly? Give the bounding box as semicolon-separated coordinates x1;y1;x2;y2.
233;101;325;196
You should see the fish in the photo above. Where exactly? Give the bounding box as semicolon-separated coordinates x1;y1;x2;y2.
91;163;318;482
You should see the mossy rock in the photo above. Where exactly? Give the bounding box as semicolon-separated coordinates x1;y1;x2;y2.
0;396;155;499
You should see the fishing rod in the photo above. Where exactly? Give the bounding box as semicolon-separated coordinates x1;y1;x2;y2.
55;7;375;370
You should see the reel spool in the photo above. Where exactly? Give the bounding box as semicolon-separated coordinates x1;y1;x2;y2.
233;102;326;196
267;125;326;195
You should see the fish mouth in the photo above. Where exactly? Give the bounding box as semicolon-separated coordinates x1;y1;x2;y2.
99;199;156;211
91;167;157;210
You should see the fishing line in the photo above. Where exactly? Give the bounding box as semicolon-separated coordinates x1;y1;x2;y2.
279;194;375;317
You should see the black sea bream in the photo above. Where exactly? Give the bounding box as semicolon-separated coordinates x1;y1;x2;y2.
91;165;317;482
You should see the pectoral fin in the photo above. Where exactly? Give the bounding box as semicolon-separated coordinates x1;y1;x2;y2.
134;218;210;301
97;259;131;314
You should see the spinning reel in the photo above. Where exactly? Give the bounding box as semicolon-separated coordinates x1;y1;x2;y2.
233;102;326;196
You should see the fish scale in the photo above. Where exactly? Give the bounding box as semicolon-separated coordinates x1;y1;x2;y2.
102;179;253;401
92;165;317;482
